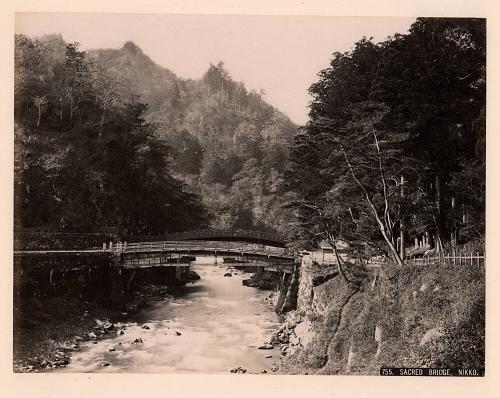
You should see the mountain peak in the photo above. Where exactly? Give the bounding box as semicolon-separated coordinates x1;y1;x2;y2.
122;41;143;55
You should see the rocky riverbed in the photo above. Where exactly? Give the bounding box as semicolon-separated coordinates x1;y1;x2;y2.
13;283;177;372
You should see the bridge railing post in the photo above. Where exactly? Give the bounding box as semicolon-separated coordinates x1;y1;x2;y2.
103;242;106;251
109;241;113;252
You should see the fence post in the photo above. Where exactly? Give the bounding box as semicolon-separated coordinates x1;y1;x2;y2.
110;241;113;251
103;242;106;251
124;241;127;251
470;252;473;266
476;252;480;267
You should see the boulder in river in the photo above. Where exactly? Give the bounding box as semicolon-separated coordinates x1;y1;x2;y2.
224;273;232;277
132;338;143;344
175;331;182;336
141;324;150;330
52;359;69;367
230;366;247;373
258;344;273;350
103;322;115;332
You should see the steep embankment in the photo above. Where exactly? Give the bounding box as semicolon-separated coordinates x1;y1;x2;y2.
275;256;485;375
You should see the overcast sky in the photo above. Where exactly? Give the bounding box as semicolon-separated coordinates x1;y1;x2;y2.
15;13;416;124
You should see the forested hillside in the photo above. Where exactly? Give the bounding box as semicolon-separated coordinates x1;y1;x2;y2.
285;18;485;260
14;35;298;236
90;42;297;234
14;34;207;235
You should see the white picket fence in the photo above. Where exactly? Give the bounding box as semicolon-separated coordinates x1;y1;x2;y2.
367;252;485;268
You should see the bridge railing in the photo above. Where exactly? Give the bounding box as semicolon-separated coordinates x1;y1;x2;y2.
108;240;289;257
164;229;286;244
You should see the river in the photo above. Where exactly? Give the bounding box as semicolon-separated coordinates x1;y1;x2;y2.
61;257;281;373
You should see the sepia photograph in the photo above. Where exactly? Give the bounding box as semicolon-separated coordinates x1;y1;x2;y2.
11;11;486;378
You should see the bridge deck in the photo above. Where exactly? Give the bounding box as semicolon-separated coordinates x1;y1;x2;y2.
115;240;294;259
164;229;286;246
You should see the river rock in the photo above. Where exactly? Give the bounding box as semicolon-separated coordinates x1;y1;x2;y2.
175;331;182;336
103;322;115;332
108;347;116;352
52;359;69;367
88;332;97;339
230;366;247;373
141;324;150;330
101;362;111;367
224;273;232;277
264;355;272;358
258;344;273;350
261;370;267;374
132;338;143;344
119;330;125;335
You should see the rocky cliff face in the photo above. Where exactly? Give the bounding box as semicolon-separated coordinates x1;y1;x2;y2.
276;256;485;375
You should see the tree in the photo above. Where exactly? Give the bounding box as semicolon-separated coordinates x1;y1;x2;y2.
33;96;47;126
285;18;486;267
14;35;209;235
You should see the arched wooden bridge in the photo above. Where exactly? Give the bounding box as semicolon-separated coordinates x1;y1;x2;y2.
163;229;287;247
110;240;295;272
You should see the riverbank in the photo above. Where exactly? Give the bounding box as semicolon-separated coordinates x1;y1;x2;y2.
272;256;485;375
13;283;175;372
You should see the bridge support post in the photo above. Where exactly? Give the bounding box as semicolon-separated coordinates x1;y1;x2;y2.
109;267;125;306
275;263;299;314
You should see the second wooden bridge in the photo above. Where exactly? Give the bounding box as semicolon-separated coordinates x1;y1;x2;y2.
108;240;296;272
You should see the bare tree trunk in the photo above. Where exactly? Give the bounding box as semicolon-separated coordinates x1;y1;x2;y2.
340;143;404;267
325;226;349;283
36;105;41;127
99;108;106;138
372;128;393;242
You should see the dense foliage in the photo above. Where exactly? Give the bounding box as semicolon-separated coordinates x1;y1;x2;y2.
285;18;486;261
14;35;207;235
90;44;297;234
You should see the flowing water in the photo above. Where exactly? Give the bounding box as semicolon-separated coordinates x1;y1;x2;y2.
61;257;281;373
